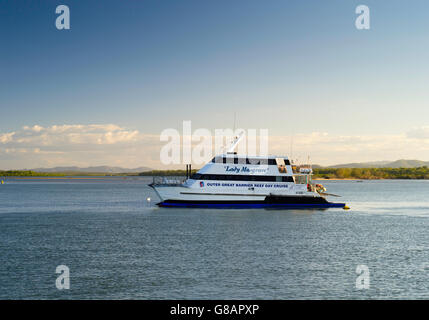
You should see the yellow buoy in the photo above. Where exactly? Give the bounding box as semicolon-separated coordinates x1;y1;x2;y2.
1;180;4;184
343;205;350;210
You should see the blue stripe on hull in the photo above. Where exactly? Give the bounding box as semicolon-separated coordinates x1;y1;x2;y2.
158;202;346;209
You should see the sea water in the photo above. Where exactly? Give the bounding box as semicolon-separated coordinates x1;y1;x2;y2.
1;178;429;299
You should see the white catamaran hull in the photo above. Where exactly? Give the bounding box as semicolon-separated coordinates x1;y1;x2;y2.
153;185;267;202
151;184;345;209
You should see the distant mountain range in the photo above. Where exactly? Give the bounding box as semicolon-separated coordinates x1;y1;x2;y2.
323;159;429;169
30;166;152;173
15;159;429;173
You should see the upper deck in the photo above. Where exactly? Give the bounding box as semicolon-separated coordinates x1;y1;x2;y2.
195;154;294;177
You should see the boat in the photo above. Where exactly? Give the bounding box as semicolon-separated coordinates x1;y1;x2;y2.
150;134;347;209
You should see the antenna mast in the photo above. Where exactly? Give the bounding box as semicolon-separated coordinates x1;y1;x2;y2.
233;112;237;133
226;130;244;153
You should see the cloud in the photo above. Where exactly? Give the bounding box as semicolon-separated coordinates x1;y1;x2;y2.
0;124;160;169
269;130;429;165
406;126;429;139
0;132;15;143
14;124;140;146
2;124;429;169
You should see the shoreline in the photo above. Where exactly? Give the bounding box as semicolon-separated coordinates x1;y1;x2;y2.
313;178;366;181
0;176;423;181
1;176;134;179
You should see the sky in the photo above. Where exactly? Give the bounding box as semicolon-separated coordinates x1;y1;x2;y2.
1;0;429;169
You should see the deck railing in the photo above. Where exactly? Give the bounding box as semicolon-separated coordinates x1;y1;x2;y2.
151;176;187;185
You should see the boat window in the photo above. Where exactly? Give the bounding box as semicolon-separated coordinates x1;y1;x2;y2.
246;158;272;165
294;175;310;184
212;157;223;163
246;158;258;165
190;174;294;182
211;157;277;166
190;173;202;179
275;158;287;174
238;158;246;164
224;156;234;164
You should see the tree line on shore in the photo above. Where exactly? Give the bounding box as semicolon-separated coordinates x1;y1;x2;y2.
3;167;429;179
0;170;119;177
140;167;429;179
313;167;429;179
0;170;63;177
